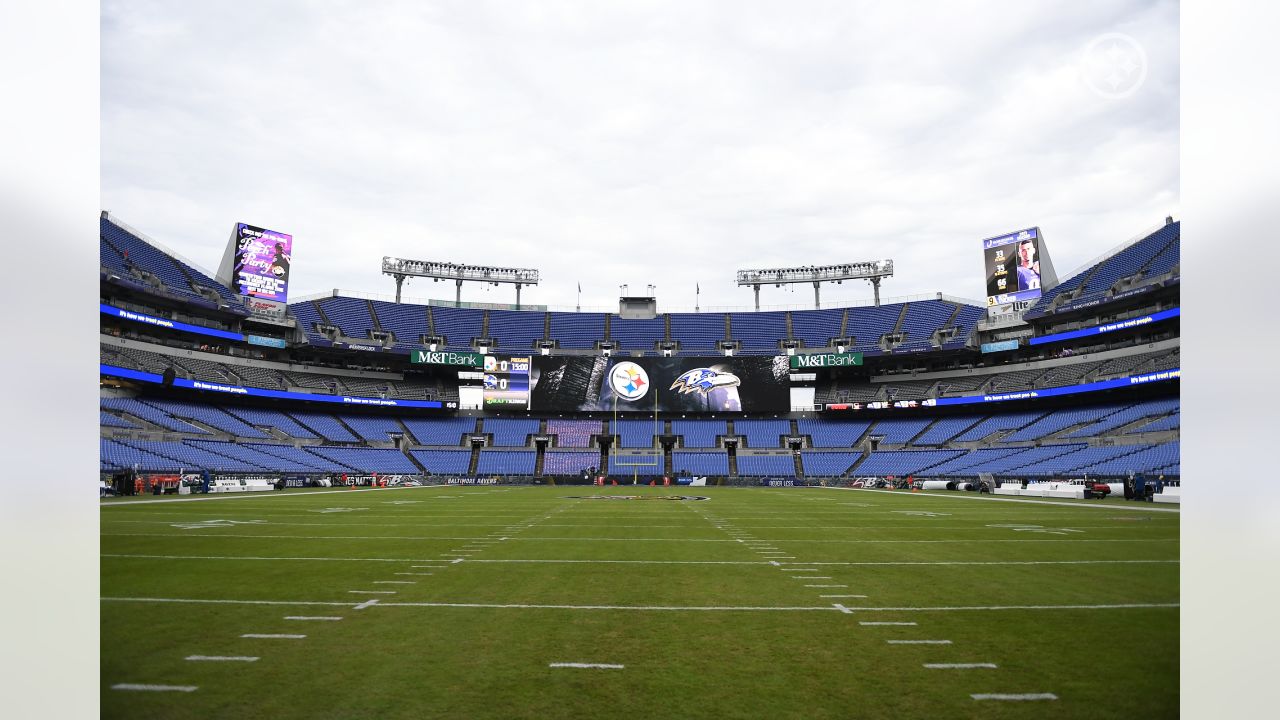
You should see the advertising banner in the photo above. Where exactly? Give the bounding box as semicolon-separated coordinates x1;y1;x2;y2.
410;350;484;367
822;368;1179;411
789;353;863;369
247;334;288;348
1028;308;1180;345
100;364;457;409
101;303;245;341
980;340;1020;353
230;223;293;302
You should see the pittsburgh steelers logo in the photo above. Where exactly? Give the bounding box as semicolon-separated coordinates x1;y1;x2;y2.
609;361;649;401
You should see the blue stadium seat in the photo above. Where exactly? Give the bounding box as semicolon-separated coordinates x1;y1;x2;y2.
735;419;789;448
485;418;539;447
736;455;796;476
670;419;726;448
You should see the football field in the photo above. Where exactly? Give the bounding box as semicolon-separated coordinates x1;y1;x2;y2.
101;486;1179;718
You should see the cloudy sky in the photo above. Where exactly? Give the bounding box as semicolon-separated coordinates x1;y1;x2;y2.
101;0;1178;312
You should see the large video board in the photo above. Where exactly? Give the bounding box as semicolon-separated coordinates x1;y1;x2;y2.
982;227;1044;307
529;356;790;413
231;223;293;302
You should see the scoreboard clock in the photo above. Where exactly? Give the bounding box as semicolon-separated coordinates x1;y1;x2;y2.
482;355;531;409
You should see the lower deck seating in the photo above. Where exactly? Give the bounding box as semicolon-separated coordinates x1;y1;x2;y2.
99;396;1180;478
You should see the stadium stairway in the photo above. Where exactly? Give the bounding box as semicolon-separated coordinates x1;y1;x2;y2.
891;303;909;335
332;415;365;444
468;445;481;475
403;447;428;474
909;417;944;448
535;447;546;477
728;445;739;477
793;451;804;478
847;449;872;474
311;300;334;329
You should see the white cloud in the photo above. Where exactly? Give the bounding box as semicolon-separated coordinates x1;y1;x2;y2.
102;0;1178;312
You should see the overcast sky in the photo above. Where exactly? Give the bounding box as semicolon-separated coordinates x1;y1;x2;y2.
101;0;1178;313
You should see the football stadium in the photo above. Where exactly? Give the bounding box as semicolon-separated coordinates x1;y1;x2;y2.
84;3;1198;718
99;212;1180;718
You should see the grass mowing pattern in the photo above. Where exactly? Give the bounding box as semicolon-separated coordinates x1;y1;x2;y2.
102;486;1179;719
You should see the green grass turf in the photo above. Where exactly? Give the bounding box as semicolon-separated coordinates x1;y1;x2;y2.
101;486;1179;719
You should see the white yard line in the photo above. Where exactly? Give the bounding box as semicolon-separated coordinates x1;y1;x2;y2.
372;581;415;585
860;621;915;625
549;663;624;669
924;663;997;669
887;640;952;644
241;633;306;639
284;616;343;621
186;655;258;662
111;683;198;692
971;693;1058;701
347;590;397;594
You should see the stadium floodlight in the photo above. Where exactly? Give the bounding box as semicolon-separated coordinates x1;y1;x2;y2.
735;260;894;310
382;256;540;308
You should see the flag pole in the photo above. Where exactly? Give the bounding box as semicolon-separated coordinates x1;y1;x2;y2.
695;282;700;313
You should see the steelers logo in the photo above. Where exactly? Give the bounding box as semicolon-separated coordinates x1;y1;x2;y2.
609;361;649;401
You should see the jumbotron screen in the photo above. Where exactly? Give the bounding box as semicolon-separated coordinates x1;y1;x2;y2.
231;223;293;302
982;226;1044;306
529;356;790;412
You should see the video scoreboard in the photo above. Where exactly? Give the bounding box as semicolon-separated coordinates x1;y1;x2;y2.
482;355;531;409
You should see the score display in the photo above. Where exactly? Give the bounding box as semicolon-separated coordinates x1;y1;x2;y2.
482;355;531;409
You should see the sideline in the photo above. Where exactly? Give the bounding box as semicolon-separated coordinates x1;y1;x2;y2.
817;486;1181;513
99;484;457;507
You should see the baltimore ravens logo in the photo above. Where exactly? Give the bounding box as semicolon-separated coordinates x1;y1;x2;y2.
670;368;741;396
609;361;650;401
